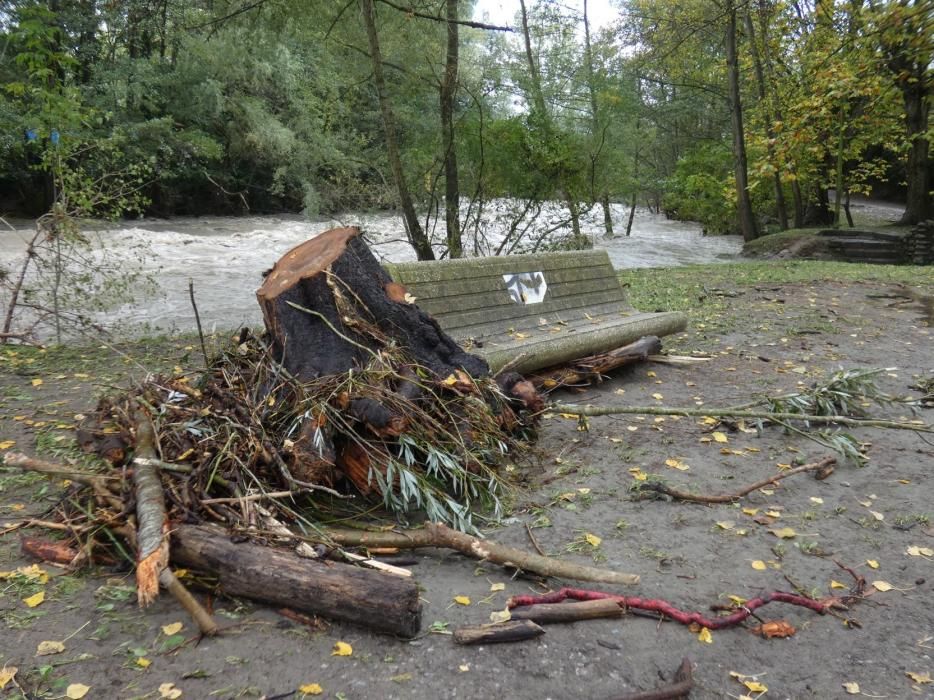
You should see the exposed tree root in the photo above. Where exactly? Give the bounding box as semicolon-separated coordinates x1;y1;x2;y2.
508;584;860;631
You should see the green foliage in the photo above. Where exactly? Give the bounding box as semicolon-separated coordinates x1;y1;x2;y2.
662;144;735;234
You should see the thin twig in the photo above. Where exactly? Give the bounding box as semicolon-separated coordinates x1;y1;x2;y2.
551;402;933;432
636;456;836;504
188;279;209;368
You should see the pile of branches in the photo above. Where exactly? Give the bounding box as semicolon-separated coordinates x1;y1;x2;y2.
77;331;538;540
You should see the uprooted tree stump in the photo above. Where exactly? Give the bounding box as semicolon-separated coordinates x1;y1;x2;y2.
255;226;542;503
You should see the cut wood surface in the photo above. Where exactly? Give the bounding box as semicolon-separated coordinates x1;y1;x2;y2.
325;521;640;585
171;525;422;638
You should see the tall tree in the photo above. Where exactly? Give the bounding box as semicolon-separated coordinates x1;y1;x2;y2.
725;0;758;241
872;0;931;224
518;0;587;249
583;0;613;237
359;0;435;260
440;0;462;258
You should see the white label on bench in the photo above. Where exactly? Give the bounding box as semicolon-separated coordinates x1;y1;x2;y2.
503;272;547;304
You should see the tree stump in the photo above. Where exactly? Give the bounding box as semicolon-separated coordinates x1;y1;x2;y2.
256;227;487;381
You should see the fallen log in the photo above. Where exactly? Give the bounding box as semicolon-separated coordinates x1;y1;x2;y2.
324;521;640;585
453;619;544;645
132;406;170;607
170;524;422;638
529;336;662;391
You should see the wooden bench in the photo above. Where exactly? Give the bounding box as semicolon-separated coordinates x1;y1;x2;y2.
387;250;688;374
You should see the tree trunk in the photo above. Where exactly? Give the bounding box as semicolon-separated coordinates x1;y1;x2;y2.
171;525;422;637
584;0;613;238
744;10;788;231
440;0;463;258
519;0;589;249
726;1;758;241
359;0;435;260
900;83;931;224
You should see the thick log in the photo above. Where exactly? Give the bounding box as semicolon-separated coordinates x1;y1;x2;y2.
509;599;624;624
453;619;544;645
170;525;422;638
256;227;488;382
132;407;170;607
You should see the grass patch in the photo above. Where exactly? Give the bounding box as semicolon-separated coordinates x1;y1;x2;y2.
620;259;934;319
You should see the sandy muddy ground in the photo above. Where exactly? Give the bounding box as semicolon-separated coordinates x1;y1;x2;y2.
1;269;933;699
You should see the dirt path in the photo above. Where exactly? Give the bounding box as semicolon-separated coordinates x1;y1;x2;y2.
1;272;932;699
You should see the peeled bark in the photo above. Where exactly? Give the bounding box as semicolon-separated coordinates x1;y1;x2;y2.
132;407;169;607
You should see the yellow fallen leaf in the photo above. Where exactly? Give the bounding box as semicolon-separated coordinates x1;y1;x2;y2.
66;684;90;699
442;374;458;386
403;292;416;304
36;640;65;656
0;440;15;450
299;683;323;696
769;527;797;539
453;595;471;606
869;510;885;521
159;682;182;699
759;488;774;496
490;582;505;592
652;393;664;400
23;591;45;608
629;468;647;481
0;666;17;690
765;510;782;518
489;609;511;624
458;664;470;672
646;371;657;377
742;507;758;516
716;521;735;530
842;681;860;694
332;641;353;656
872;580;894;592
712;431;728;443
907;546;934;557
830;580;847;590
728;595;746;605
867;559;879;569
697;627;712;643
810;497;824;505
906;671;932;684
585;533;602;547
135;657;151;668
31;378;43;387
664;458;689;471
161;622;183;636
14;564;48;583
751;560;767;571
744;680;768;693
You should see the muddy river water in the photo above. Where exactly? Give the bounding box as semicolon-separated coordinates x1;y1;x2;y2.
2;203;744;338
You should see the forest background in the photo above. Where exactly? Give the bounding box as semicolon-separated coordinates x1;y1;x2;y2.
0;0;930;260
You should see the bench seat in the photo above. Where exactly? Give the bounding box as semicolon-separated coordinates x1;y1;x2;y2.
387;250;687;374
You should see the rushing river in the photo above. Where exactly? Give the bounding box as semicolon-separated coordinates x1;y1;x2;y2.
1;203;742;338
